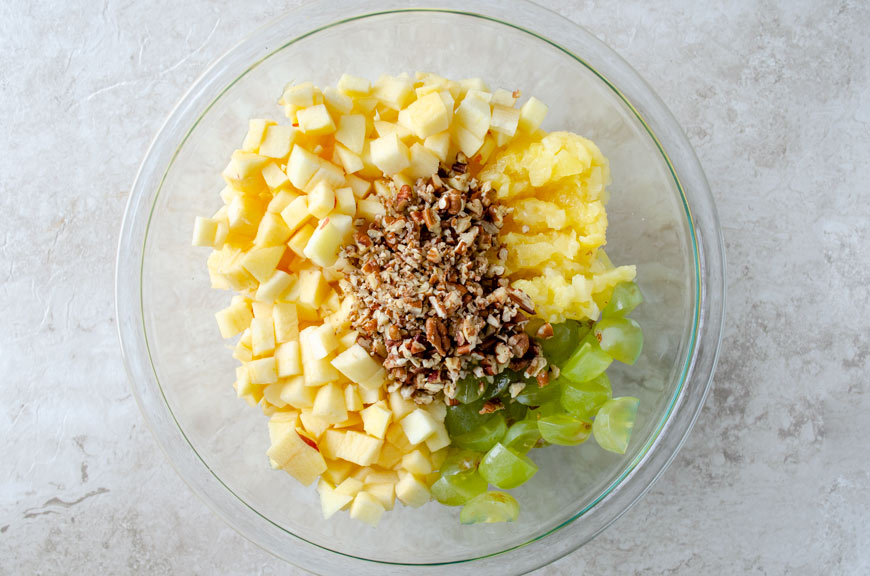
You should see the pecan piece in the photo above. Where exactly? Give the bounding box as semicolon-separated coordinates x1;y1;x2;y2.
425;317;448;356
479;398;504;414
536;322;554;340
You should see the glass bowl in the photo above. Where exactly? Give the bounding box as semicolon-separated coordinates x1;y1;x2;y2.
116;1;725;574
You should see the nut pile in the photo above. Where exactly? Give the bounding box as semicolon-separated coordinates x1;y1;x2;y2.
339;163;548;404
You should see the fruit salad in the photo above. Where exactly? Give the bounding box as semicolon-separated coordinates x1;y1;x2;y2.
192;72;643;526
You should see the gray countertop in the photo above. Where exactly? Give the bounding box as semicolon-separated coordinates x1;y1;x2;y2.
2;1;868;574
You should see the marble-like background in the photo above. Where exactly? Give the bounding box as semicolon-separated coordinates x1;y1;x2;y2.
2;1;868;574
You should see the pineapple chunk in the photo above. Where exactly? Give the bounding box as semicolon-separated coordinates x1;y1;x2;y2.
255;269;294;302
519;96;548;133
214;301;252;338
334;187;356;216
259;125;297;159
296;104;336;135
350;492;385;527
346;174;372;198
307;323;339;360
360;401;392;440
407;143;439;179
331;344;382;385
275;340;302;377
307;180;336;219
317;479;353;519
395;473;431;508
286;145;321;189
279;376;315;409
490;104;520;136
401;449;432;475
303;214;352;268
400;409;438;445
334;143;364;174
222;150;269;193
287;222;316;258
242;118;275;152
254;212;292;247
335;113;366;154
273;302;299;343
247;357;278;385
192;217;219;247
250;316;276;356
403;91;450;139
423;131;450;162
338;73;371;96
280;196;312;235
370;133;410;175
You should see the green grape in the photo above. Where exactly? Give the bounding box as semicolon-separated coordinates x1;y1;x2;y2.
453;413;507;452
526;400;564;420
593;396;640;454
503;398;528;423
560;333;613;383
602;282;643;318
539;320;590;365
459;491;520;524
439;448;482;476
538;413;592;446
455;375;486;404
431;470;488;506
479;443;538;489
515;379;562;406
445;398;494;436
594;317;643;365
483;370;515;400
561;372;612;421
502;420;542;454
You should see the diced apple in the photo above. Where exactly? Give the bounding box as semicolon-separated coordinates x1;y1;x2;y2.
300;411;331;439
317;479;353;519
287;222;315;258
364;483;396;511
267;189;298;213
490;104;520;136
227;195;265;237
303;214;352;268
401;449;432;475
326;295;355;334
358;384;383;405
423;131;450;162
286;145;322;189
333;187;356;216
307;323;339;360
403;91;450;139
259;125;297;159
338;73;371;96
279;376;316;409
300;326;340;386
337;329;358;350
233;330;253;362
373;75;414;110
464;88;492;104
255;269;294;302
370;133;410;175
192;217;219;247
333;143;363;174
331;344;382;385
350;492;385;526
262;381;287;408
254;212;292;247
234;364;263;404
360;367;387;392
455;96;491;139
388;390;417;420
281;82;316;109
375;441;403;469
477;134;497;163
297;269;329;309
458;77;489;97
242;118;275;152
335;476;364;497
344;384;363;412
451;123;484;157
339;430;384;466
322;86;353;116
307;180;336;220
322;458;356;485
385;422;413;453
335;411;363;430
280;196;312;234
407;143;439;179
346;174;371;198
268;410;300;439
250;316;276;356
215;301;252;338
492;88;518;107
422;400;446;422
335;113;366;154
272;302;299;343
275;340;302;377
519;96;548;133
400;409;438;445
360;401;392;440
321;288;341;314
248;357;278;385
395;473;431;508
357;197;386;220
357;140;383;179
424;422;451;452
374;120;414;141
222;150;269;193
296;104;336;135
307;161;346;190
262;162;291;191
268;421;327;486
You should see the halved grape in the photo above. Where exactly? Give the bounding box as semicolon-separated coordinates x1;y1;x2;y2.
460;491;520;524
602;282;643;318
439;448;482;476
483;370;514;400
538;414;592;446
515;380;562;406
445;399;495;436
525;400;564;420
502;420;541;454
539;320;590;365
479;443;538;489
560;334;613;383
593;396;640;454
455;375;485;404
431;470;488;506
453;412;507;452
561;372;612;421
503;398;528;423
594;317;643;364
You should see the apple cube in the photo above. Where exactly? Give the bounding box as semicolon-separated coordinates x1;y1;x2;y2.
373;75;414;110
339;430;384;467
451;124;484;157
303;214;352;268
317;479;353;519
233;330;253;363
234;364;263;404
222;150;269;193
374;120;414;141
350;492;385;527
407;143;439;179
215;301;252;338
300;411;331;439
375;441;403;469
477;134;497;163
401;449;432;475
335;476;364;498
464;88;492;104
423;131;450;162
357;198;386;220
255;269;294;302
492;88;517;107
280;196;311;234
422;400;446;422
272;302;299;343
242;118;275;152
296;104;336;135
275;340;302;377
281;82;316;109
404;92;449;139
254;212;292;246
262;381;287;408
338;73;371;96
346;174;371;199
287;222;315;258
268;410;300;439
458;77;489;96
490;104;520;136
370;133;410;175
333;187;356;216
250;316;276;357
388;390;417;420
326;295;355;334
323;86;353;116
360;368;387;392
297;269;329;309
358;384;383;405
344;384;363;412
227;195;265;237
248;357;278;385
307;323;339;360
259;125;297;159
400;409;438;445
395;473;431;508
424;422;451;452
279;376;316;409
192;217;219;247
262;162;290;190
267;189;298;213
307;180;336;220
364;483;396;511
300;327;340;386
338;330;357;350
331;344;382;384
322;458;356;485
268;421;327;486
335;113;366;154
360;401;392;440
286;145;321;189
308;161;347;191
455;96;491;139
519;96;548;133
385;422;413;453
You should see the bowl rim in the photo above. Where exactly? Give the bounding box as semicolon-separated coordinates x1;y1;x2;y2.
116;1;725;573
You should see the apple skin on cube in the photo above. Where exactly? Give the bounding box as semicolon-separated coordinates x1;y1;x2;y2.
222;150;269;193
259;125;298;159
519;96;548;133
335;113;366;154
242;118;276;152
400;409;439;445
215;301;252;338
254;212;293;247
307;180;336;220
275;340;302;377
350;491;386;527
404;92;450;139
303;214;352;268
370;133;411;175
296;104;336;135
395;473;431;508
331;344;383;385
287;145;322;189
279;375;315;409
317;479;353;519
360;401;393;439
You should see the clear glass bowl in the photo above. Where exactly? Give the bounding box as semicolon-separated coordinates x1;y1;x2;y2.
116;1;725;574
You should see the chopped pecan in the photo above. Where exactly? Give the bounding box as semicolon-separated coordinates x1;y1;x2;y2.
479;398;504;414
425;317;448;356
536;322;554;340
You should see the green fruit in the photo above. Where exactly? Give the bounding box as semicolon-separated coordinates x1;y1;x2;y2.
560;333;613;383
537;413;592;446
431;470;488;506
459;491;520;524
502;419;541;454
593;396;640;454
594;317;643;365
560;372;612;421
602;282;643;318
453;412;507;452
479;443;538;489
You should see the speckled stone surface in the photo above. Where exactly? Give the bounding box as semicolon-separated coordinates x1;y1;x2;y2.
2;1;868;574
